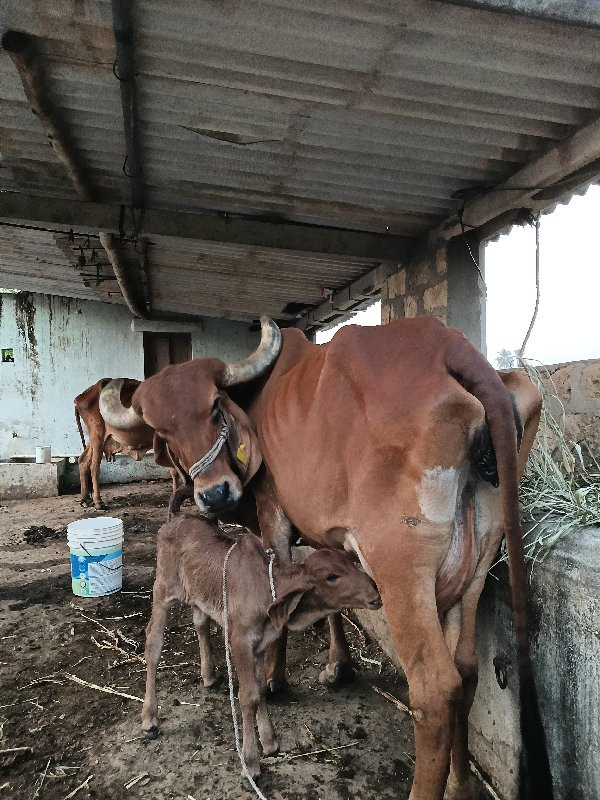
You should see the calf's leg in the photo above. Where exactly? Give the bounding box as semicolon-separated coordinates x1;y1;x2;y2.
141;584;171;737
90;446;104;509
192;606;219;688
230;629;264;778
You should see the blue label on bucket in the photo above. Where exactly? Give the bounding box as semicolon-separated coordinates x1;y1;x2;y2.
70;549;122;596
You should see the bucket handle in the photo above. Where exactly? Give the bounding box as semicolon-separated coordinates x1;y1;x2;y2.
78;543;122;572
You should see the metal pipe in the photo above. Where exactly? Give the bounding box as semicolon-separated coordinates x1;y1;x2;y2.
99;232;148;318
110;0;144;211
1;30;93;200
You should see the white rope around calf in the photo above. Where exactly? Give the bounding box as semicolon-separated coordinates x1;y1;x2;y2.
222;541;270;800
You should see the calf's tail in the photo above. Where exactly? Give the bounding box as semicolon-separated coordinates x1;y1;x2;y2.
445;334;553;800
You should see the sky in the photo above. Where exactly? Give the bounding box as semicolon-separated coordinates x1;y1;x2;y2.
317;184;600;366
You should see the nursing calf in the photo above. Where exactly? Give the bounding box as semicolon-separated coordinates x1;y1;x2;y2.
142;514;381;778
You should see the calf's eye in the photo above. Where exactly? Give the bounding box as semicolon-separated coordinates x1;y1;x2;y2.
326;573;339;582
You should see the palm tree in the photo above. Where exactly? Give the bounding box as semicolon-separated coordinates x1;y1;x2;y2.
496;348;517;369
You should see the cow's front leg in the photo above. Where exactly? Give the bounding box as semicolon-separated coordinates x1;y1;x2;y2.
254;483;292;695
318;613;355;687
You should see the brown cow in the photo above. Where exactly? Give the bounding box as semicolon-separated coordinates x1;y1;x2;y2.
74;378;180;509
100;316;552;800
142;513;381;778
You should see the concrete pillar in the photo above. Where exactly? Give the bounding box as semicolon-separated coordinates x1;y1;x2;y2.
381;233;486;351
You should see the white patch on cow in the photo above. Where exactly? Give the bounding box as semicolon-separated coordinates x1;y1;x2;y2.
344;532;375;579
418;466;459;523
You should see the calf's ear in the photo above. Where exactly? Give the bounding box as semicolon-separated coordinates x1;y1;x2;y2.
267;588;308;631
221;396;262;485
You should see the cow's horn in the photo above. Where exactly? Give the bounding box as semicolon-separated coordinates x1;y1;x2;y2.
99;379;144;430
221;316;282;386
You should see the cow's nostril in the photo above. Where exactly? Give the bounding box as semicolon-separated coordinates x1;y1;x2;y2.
199;482;230;509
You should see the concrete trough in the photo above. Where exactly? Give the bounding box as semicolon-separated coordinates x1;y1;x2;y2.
0;455;67;500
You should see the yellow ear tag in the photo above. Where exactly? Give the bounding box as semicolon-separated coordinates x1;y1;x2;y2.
236;443;249;466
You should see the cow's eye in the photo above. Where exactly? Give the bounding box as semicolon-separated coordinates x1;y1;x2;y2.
326;573;339;582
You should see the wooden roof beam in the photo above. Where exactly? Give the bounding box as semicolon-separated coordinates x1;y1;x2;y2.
0;192;412;262
1;30;94;200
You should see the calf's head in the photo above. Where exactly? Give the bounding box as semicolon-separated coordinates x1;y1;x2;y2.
268;549;382;631
98;317;281;515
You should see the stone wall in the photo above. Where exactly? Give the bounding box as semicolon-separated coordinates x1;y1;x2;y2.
381;235;485;349
539;359;600;459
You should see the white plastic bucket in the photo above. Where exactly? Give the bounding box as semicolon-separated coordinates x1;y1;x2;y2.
67;517;123;597
35;446;51;464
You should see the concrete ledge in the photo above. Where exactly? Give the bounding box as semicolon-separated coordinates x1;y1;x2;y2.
0;457;67;499
61;453;171;491
355;525;600;800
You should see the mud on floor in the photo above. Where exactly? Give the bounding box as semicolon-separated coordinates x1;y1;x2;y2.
0;481;418;800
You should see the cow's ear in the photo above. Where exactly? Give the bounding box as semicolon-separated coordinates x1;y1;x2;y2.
267;588;308;631
221;396;262;484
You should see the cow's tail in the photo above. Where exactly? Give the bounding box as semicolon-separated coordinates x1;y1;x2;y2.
74;404;86;451
445;334;553;800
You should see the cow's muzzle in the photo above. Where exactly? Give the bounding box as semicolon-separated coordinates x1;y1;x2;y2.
196;481;238;514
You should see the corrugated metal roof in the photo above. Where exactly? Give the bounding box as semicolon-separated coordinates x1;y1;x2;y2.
1;0;599;322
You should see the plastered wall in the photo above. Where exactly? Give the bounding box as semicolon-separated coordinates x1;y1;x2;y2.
0;292;254;457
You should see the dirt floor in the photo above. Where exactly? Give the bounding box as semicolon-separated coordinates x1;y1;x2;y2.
0;480;423;800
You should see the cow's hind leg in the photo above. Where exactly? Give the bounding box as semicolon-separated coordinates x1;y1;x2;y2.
366;520;462;800
78;445;93;506
444;521;502;799
90;446;105;509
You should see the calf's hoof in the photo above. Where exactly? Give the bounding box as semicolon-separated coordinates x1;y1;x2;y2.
142;725;159;740
319;660;356;688
262;739;279;757
204;675;223;691
241;761;262;783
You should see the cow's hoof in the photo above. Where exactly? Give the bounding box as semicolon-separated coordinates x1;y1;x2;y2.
443;773;479;800
262;738;279;757
94;501;107;511
79;498;93;508
142;725;159;740
266;676;289;697
319;661;356;688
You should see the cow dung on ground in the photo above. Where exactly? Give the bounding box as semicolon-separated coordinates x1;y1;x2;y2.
0;480;490;799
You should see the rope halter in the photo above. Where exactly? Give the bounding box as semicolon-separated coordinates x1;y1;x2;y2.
187;415;229;480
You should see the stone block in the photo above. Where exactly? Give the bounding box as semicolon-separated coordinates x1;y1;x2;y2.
579;362;600;402
404;295;418;318
386;269;406;299
423;281;448;313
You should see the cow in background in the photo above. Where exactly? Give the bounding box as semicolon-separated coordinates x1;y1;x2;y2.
74;378;180;509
